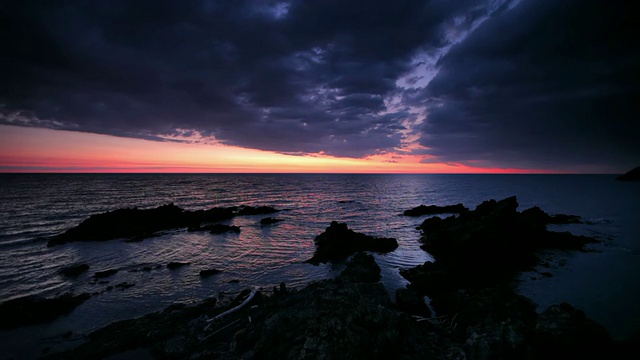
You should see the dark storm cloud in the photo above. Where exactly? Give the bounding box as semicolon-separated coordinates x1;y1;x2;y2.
0;0;483;157
418;0;640;170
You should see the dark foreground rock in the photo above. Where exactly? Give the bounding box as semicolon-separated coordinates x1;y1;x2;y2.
0;292;90;330
617;166;640;181
47;254;446;360
403;203;468;216
394;196;624;359
46;254;630;360
307;221;398;264
48;203;279;246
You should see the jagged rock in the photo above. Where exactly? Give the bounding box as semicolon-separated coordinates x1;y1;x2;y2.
403;203;468;216
409;196;597;295
307;221;398;264
338;252;381;283
93;269;118;279
260;217;283;225
48;203;278;246
60;263;90;277
0;293;91;330
199;269;222;278
166;262;190;270
617;166;640;181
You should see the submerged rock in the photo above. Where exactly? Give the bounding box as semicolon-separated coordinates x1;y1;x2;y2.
403;203;468;216
617;166;640;181
307;221;398;264
0;293;91;330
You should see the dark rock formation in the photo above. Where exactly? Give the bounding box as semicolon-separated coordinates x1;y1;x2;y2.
337;252;381;283
167;262;190;270
93;269;118;279
48;203;279;246
0;292;90;330
60;263;90;277
260;217;283;225
46;255;629;360
534;303;613;359
404;196;597;295
307;221;398;264
617;166;640;181
199;269;222;278
403;203;468;216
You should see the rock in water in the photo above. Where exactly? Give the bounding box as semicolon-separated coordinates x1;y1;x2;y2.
617;166;640;181
307;221;398;264
403;203;468;216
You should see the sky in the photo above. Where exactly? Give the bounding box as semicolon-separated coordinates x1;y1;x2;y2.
0;0;638;173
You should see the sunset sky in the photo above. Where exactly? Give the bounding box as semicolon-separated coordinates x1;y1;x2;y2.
1;0;638;173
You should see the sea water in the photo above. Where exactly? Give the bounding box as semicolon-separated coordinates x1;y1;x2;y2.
0;174;638;357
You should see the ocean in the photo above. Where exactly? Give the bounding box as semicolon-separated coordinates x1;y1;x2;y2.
0;174;638;357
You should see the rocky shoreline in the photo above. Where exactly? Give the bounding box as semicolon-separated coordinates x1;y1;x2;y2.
2;197;637;359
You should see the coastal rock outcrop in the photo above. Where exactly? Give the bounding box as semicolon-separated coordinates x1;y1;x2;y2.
403;203;468;216
405;196;596;293
307;221;398;264
48;203;279;246
617;166;640;181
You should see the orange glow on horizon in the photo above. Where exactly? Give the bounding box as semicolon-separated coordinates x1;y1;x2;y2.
0;125;556;174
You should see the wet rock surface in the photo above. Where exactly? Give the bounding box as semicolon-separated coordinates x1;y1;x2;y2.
167;262;190;270
48;203;279;246
307;221;398;264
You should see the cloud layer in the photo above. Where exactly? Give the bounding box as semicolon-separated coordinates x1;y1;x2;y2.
1;0;638;169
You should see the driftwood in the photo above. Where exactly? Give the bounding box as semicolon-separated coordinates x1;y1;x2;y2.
204;287;258;331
